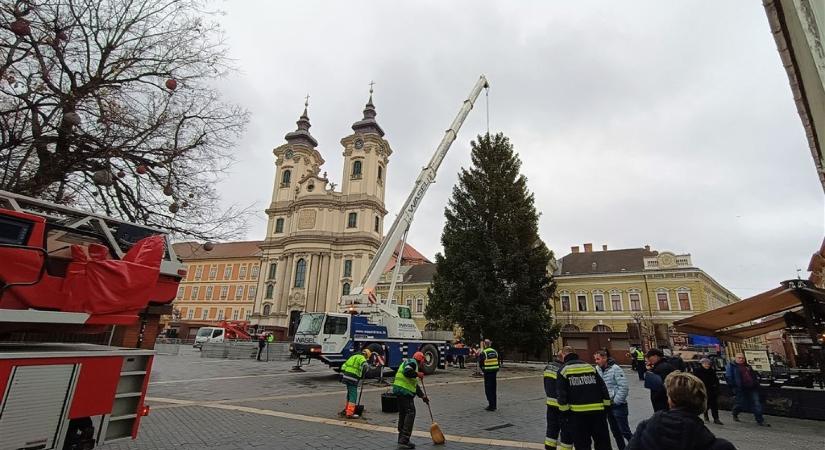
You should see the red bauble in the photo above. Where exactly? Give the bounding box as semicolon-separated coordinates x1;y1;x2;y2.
116;170;126;178
136;165;148;175
165;79;177;90
10;19;31;37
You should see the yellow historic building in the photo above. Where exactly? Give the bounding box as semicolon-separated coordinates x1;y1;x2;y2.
373;245;434;330
553;243;739;361
251;91;392;335
165;241;262;338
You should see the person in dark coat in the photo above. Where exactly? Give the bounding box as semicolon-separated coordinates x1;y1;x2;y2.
643;348;675;412
725;353;769;426
693;358;723;425
628;372;736;450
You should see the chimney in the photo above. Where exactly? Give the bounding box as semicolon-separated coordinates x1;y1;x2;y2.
571;246;580;254
584;243;593;253
644;245;651;252
602;245;608;251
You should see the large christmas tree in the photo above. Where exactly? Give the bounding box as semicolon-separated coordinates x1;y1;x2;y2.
426;133;557;355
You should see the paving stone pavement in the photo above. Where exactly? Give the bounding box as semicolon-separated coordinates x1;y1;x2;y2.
100;347;825;449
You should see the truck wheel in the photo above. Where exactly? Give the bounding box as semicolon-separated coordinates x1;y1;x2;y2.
63;417;94;450
420;344;438;375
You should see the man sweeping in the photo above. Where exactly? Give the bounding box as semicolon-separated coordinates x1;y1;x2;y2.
339;348;372;419
393;351;429;449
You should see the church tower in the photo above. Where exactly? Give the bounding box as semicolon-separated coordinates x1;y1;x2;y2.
341;88;392;208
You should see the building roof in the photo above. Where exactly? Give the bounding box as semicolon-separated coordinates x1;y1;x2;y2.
557;247;658;276
384;243;431;272
172;241;263;261
403;263;437;284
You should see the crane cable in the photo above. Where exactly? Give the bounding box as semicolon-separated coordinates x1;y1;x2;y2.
485;85;490;136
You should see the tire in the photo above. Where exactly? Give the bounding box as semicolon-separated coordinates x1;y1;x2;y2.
63;417;94;450
419;344;438;375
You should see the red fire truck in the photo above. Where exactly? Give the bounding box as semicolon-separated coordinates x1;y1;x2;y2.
0;190;184;449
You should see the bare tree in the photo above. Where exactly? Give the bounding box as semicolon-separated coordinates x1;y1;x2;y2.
0;0;250;239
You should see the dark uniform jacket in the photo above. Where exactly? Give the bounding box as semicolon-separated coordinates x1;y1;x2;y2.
645;358;675;411
543;359;563;408
556;353;611;413
628;408;736;450
692;365;720;394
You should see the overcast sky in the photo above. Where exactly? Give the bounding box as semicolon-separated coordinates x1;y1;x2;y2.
211;1;823;299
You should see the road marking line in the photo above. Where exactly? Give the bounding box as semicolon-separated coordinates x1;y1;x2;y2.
149;370;330;385
196;402;544;449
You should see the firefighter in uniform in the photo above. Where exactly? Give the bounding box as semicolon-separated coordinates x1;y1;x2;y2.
556;346;612;450
543;352;564;449
393;351;429;449
478;339;500;411
339;348;371;419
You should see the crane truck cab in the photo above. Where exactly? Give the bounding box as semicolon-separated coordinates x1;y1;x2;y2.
193;327;226;347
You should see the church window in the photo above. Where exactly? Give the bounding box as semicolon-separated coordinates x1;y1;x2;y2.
281;170;291;186
262;304;271;316
275;218;284;233
378;165;383;181
347;212;357;228
351;160;362;179
265;284;274;299
342;282;351;296
343;260;352;278
374;216;380;233
268;263;277;280
294;258;307;288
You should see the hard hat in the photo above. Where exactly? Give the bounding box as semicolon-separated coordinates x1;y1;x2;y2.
413;351;425;362
362;349;372;359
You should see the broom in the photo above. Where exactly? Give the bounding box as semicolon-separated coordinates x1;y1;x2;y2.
420;379;445;445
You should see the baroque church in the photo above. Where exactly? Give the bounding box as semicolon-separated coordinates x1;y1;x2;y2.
251;91;392;335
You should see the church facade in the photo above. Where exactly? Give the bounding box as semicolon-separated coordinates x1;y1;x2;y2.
251;92;392;335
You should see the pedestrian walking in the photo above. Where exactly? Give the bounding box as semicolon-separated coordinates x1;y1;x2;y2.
454;339;466;369
632;347;646;381
256;332;267;361
338;348;372;419
693;358;723;425
393;351;429;449
478;339;500;411
627;372;736;450
643;349;675;412
556;346;612;450
594;350;632;449
725;353;770;427
543;351;564;449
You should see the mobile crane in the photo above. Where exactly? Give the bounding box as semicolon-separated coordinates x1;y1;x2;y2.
0;190;184;449
290;75;489;374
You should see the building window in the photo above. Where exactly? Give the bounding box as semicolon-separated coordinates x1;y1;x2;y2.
406;298;413;308
657;292;670;311
630;293;641;311
217;310;224;321
416;298;424;314
205;286;214;300
593;294;605;311
262;304;271;315
561;324;580;332
235;286;244;300
251;265;259;279
593;325;612;332
177;286;184;299
192;286;200;300
343;259;352;278
248;286;256;299
377;165;383;181
678;292;691;311
232;310;239;320
187;310;194;320
374;216;380;233
245;311;251;320
342;282;350;296
560;295;571;312
268;263;277;280
275;218;284;233
194;266;203;280
576;294;587;311
281;169;291;186
223;265;232;279
208;266;217;280
351;160;362;178
265;284;274;299
220;286;228;300
347;212;357;228
294;258;306;288
239;265;247;280
201;309;208;320
611;294;622;311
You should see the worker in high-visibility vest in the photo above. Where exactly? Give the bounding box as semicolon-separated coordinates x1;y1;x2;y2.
543;351;564;449
339;348;372;419
478;339;500;411
393;351;429;449
556;346;612;450
633;348;646;381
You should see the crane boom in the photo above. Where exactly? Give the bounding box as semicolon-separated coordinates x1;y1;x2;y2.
346;75;489;304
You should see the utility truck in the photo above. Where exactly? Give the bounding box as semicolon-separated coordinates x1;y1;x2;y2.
291;75;488;374
0;190;184;449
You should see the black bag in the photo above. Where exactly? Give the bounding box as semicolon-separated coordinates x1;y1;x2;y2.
381;391;399;413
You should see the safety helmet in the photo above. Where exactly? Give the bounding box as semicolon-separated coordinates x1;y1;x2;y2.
413;351;425;362
362;349;372;359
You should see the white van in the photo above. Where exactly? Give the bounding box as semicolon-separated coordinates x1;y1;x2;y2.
193;327;225;348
